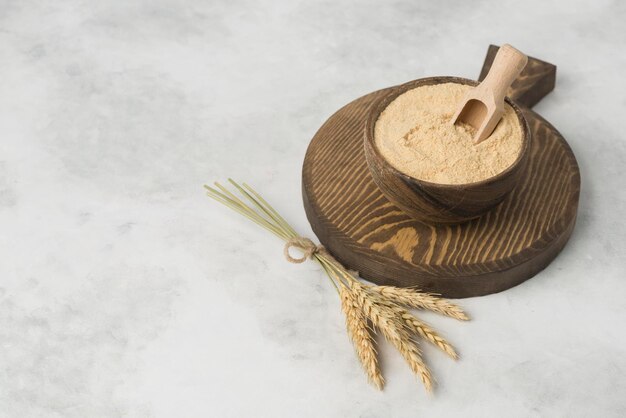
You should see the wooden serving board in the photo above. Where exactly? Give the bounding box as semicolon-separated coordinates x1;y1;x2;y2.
302;45;580;298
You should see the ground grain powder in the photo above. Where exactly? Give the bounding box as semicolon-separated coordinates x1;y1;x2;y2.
374;83;523;184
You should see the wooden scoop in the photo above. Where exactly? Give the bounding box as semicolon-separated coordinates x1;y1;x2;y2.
452;44;528;144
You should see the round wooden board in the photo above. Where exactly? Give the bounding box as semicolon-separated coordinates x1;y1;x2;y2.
302;87;580;298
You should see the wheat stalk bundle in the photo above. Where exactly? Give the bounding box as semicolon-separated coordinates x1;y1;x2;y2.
205;179;469;392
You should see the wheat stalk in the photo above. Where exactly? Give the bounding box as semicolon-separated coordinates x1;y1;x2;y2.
372;285;469;321
339;284;384;389
205;179;469;393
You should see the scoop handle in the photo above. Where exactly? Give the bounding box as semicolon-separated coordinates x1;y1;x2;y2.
481;44;528;102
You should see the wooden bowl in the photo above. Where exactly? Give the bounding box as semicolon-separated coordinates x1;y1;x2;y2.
363;76;531;224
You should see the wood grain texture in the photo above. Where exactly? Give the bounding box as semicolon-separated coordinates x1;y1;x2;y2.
301;49;579;298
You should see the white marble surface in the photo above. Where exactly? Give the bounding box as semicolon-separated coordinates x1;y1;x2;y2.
1;0;625;416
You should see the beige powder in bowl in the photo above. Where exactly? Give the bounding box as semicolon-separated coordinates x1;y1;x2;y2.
374;83;523;185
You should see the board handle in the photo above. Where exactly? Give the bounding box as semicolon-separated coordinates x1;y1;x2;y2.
478;44;556;109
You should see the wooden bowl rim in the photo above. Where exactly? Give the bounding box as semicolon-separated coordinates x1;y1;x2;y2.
364;76;531;189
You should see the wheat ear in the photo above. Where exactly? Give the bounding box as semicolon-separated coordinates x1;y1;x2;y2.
339;285;384;389
372;286;469;321
351;281;433;392
396;309;458;359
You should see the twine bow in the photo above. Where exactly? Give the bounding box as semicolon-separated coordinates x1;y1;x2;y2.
284;236;325;263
